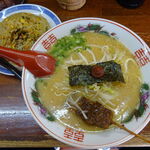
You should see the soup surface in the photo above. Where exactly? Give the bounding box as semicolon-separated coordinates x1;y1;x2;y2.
35;32;142;132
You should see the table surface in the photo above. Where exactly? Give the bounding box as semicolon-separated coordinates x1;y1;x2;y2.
0;0;150;148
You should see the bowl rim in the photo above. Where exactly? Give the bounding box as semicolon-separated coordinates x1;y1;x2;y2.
0;3;61;23
32;17;149;51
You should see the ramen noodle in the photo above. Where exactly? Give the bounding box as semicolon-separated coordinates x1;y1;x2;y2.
0;13;50;50
34;32;142;132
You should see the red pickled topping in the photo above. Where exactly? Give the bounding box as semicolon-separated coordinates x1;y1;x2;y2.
91;65;104;78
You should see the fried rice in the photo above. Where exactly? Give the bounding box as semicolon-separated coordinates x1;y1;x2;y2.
0;12;50;50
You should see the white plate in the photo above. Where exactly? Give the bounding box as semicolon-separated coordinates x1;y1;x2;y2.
22;18;150;149
0;4;61;76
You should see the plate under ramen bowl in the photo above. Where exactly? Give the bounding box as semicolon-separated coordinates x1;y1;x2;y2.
22;18;150;148
0;4;61;76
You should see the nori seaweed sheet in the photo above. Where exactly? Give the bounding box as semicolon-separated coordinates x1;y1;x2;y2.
68;60;125;86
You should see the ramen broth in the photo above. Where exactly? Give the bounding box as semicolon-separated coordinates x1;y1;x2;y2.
35;32;142;131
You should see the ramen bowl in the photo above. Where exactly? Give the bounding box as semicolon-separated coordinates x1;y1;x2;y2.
22;18;150;148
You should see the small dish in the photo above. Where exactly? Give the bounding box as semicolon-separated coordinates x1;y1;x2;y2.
0;4;61;76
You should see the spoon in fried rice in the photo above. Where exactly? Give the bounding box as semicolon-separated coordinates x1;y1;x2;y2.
0;46;56;77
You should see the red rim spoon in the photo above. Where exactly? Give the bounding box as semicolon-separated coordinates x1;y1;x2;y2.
0;46;56;77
